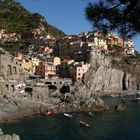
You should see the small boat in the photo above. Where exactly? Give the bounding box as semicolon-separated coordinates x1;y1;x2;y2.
131;97;140;103
110;95;116;98
64;113;73;118
47;110;55;116
89;112;94;117
41;110;55;116
79;120;90;127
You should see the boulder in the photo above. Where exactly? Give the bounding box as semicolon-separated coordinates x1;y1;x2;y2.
0;128;4;136
115;104;126;112
0;129;20;140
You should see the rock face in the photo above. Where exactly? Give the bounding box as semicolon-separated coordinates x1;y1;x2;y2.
84;65;137;94
0;96;42;123
0;84;108;123
84;50;139;95
0;128;20;140
62;87;109;113
115;104;126;112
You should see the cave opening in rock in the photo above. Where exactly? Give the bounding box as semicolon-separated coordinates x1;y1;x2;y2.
48;85;57;91
122;73;127;90
60;84;70;94
137;84;140;90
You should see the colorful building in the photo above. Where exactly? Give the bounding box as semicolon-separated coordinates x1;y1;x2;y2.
70;62;90;81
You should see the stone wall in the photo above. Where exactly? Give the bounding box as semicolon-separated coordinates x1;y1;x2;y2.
0;53;29;81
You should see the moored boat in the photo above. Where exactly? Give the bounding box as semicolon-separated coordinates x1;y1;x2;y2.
47;110;55;116
110;95;116;98
79;120;90;127
41;110;55;116
64;113;73;118
131;97;140;103
89;112;94;117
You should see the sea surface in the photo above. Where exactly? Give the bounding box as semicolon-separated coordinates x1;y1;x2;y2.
1;97;140;140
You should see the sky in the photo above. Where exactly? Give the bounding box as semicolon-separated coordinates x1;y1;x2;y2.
16;0;140;51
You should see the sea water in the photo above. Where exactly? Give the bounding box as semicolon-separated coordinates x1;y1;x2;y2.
1;97;140;140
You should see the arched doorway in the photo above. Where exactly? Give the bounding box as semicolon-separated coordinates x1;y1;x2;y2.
48;85;57;91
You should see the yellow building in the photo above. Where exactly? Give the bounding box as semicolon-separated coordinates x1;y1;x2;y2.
21;58;34;74
53;57;61;66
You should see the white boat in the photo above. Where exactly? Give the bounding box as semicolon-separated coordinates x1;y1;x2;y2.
110;95;116;98
64;113;73;118
79;120;90;127
134;97;140;101
131;97;140;102
89;112;94;117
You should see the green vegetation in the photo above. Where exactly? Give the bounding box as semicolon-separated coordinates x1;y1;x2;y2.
0;0;65;36
135;51;140;59
111;59;117;65
0;40;30;52
85;0;140;38
108;45;123;57
57;63;71;78
48;24;65;37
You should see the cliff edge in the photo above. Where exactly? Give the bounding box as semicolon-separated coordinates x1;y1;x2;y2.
84;50;140;95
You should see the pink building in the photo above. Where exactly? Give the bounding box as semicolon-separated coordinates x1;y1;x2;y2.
14;52;24;61
39;62;57;79
70;62;90;81
37;46;53;54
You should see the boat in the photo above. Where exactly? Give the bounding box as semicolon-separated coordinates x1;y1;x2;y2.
131;97;140;103
46;110;55;116
89;112;94;117
41;110;55;116
110;94;117;98
79;120;90;127
64;113;73;118
130;93;140;102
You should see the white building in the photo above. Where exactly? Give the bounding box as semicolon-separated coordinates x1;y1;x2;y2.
31;57;40;67
124;39;135;55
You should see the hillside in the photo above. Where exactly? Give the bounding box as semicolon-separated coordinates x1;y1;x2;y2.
0;0;65;37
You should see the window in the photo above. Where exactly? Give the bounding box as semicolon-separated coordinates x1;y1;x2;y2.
8;65;12;75
78;73;81;76
13;67;17;74
45;82;52;84
60;82;62;84
54;82;56;84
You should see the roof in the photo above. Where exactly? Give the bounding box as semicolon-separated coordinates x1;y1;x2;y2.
62;59;73;63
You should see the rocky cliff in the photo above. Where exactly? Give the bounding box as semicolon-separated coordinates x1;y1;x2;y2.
0;85;108;123
84;50;140;95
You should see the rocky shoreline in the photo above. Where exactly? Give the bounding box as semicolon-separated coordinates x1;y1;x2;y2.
0;85;109;124
0;128;20;140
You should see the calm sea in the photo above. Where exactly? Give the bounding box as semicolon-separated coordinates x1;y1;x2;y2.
1;97;140;140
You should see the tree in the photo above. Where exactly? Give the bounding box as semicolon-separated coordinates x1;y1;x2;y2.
85;0;140;39
57;64;71;78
